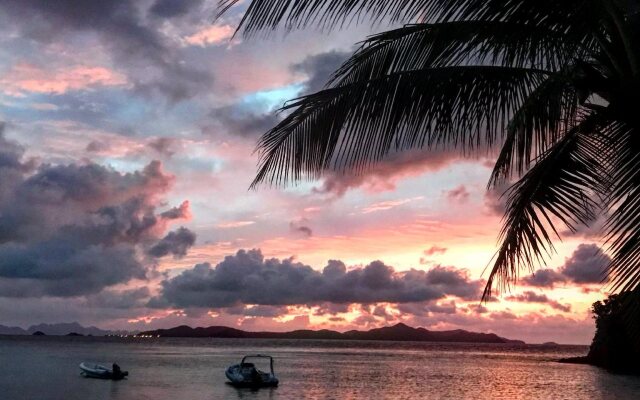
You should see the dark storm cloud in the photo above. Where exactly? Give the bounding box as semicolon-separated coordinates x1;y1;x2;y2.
160;200;190;219
0;124;35;173
0;129;37;211
153;249;484;308
85;287;151;309
293;225;312;237
148;227;196;258
506;291;571;312
521;244;610;288
0;159;173;244
291;51;350;94
313;149;465;197
207;104;281;137
0;0;213;101
0;1;163;61
149;0;203;18
397;300;458;316
312;303;350;316
86;140;110;153
560;243;609;284
289;219;313;237
0;133;191;297
207;50;349;138
0;243;145;297
224;305;288;318
148;137;178;157
522;269;567;288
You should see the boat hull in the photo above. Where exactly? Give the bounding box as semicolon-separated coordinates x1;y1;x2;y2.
225;364;278;387
79;363;128;380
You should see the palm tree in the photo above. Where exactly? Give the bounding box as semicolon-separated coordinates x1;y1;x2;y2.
217;0;640;300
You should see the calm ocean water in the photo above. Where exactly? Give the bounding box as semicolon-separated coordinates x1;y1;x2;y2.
1;336;639;399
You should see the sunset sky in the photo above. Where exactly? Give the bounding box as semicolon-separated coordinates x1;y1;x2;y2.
0;0;611;344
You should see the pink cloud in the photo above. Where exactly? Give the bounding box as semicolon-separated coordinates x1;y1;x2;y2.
360;196;423;214
216;220;256;229
420;245;448;264
161;200;192;221
0;63;127;96
506;291;572;313
424;246;448;256
184;25;235;47
445;185;470;203
313;150;488;197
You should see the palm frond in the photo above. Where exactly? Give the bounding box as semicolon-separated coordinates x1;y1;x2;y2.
251;66;551;187
217;0;640;305
488;73;580;186
482;112;608;299
217;0;603;37
330;21;593;88
601;121;640;293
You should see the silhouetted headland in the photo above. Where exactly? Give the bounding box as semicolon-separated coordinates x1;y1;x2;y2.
559;293;640;375
140;322;525;344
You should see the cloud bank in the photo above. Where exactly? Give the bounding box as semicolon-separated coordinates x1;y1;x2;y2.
153;249;484;308
0;132;194;298
522;244;609;288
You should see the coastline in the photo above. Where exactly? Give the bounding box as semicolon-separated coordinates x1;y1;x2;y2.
558;355;591;365
559;355;640;376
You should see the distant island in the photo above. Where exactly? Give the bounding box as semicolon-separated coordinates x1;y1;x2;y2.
140;323;525;344
0;322;126;337
1;321;525;345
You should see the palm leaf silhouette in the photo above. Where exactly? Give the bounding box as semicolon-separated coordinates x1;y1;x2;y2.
218;0;640;300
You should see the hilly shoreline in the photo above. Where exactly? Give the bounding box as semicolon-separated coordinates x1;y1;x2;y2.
140;322;525;344
0;322;120;336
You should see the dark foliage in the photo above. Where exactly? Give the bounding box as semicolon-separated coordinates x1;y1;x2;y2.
588;292;640;373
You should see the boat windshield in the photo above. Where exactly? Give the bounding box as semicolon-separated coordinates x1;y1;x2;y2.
240;355;274;374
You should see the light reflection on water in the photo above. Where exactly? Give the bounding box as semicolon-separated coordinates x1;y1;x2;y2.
1;336;639;399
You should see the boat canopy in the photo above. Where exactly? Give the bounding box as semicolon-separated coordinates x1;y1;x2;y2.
241;354;275;373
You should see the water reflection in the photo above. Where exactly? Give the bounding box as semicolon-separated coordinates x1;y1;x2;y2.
1;336;639;400
231;386;278;399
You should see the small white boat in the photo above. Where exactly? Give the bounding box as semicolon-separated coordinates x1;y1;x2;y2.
79;362;128;380
225;355;278;387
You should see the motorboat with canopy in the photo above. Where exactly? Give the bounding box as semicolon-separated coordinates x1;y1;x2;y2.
225;355;278;387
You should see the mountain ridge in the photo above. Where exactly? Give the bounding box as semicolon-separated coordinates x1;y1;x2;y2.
140;322;525;344
1;322;526;344
0;322;124;336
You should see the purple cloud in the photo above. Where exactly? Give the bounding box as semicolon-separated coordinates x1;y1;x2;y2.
0;133;191;298
521;244;610;288
506;291;571;312
152;249;484;308
148;227;196;258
